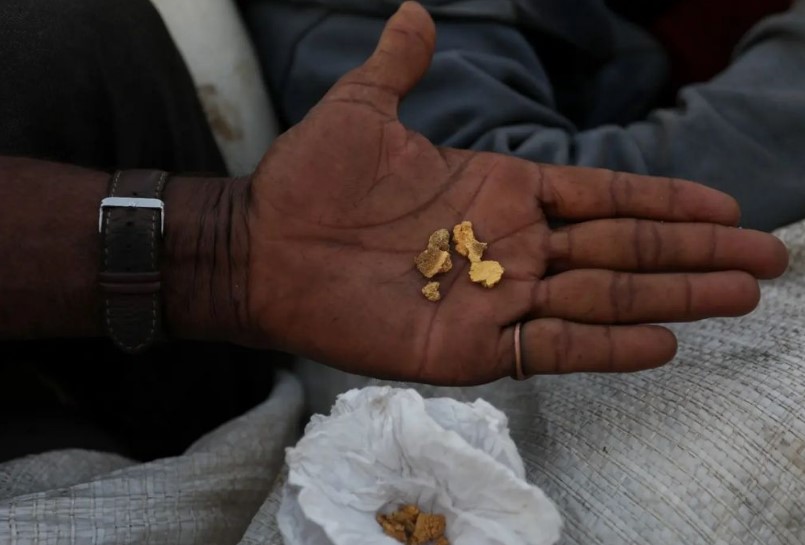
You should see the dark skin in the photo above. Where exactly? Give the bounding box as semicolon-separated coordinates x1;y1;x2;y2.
0;2;789;386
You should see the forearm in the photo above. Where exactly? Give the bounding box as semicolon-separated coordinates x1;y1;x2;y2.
0;156;249;343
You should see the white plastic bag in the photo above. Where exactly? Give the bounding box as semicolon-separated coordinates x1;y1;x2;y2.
278;387;562;545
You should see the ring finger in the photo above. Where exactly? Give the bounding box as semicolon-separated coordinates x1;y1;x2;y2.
499;319;677;375
531;269;760;324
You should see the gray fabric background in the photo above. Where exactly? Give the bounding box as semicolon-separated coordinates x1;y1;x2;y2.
2;218;804;544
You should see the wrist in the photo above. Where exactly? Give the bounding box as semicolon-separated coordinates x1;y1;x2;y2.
162;175;253;344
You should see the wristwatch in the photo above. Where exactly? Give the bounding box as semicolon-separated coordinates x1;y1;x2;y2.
98;170;168;353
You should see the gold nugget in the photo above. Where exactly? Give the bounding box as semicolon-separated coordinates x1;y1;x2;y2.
470;261;504;288
422;282;441;302
378;504;449;545
452;221;487;263
411;513;447;545
415;228;452;279
415;247;452;278
377;513;408;543
453;221;504;288
428;229;450;251
391;504;420;535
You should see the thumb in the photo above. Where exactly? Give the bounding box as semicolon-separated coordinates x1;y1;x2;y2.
325;1;436;116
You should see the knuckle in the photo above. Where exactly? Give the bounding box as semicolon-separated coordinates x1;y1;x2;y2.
608;170;633;216
632;219;663;269
608;272;635;321
537;319;572;374
666;177;681;216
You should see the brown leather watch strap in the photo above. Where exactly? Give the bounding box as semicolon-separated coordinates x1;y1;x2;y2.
99;170;168;353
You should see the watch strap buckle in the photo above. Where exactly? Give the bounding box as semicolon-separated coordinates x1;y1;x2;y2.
99;197;165;234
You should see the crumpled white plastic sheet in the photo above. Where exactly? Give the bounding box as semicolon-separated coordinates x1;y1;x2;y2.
278;386;562;545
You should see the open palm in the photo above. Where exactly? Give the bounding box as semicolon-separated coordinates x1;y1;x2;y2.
245;2;787;385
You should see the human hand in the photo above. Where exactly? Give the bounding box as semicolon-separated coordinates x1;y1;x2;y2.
240;2;788;384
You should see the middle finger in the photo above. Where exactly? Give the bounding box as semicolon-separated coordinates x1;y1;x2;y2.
547;219;786;279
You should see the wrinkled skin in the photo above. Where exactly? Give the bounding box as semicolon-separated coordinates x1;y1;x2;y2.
241;2;788;385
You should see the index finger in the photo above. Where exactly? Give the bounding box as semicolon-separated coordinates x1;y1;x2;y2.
536;163;741;225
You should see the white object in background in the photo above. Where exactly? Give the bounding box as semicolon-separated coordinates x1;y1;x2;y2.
278;386;563;545
150;0;279;175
